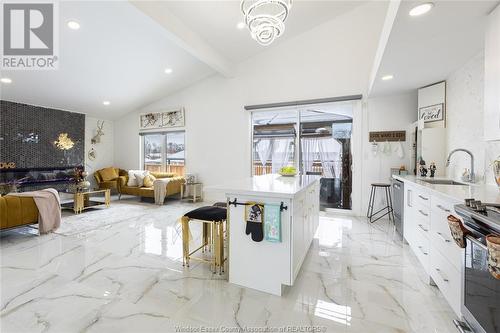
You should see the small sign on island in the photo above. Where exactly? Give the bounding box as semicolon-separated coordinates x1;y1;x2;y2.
369;131;406;142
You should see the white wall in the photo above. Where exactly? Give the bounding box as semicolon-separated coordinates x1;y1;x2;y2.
114;1;389;204
85;116;114;188
361;92;418;212
446;51;500;184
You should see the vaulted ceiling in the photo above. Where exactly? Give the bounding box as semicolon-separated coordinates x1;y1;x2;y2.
1;0;496;119
0;0;372;120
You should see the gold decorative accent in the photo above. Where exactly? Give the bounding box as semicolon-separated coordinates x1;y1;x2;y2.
0;162;16;169
61;189;111;214
54;133;75;150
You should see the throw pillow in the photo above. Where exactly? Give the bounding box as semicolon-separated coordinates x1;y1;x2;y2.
127;170;140;186
143;174;156;187
135;173;146;187
127;170;149;186
100;167;119;181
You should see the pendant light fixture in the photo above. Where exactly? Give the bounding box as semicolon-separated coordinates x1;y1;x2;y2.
241;0;292;46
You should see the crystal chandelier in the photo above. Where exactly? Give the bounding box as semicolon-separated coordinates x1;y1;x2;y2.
241;0;292;46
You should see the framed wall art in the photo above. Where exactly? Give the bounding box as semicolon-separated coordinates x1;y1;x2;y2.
140;108;185;130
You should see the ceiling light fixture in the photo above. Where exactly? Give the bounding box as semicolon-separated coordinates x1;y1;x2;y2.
103;101;110;106
381;74;394;81
0;77;12;84
67;20;80;30
241;0;292;46
236;22;246;29
409;3;434;16
164;68;173;74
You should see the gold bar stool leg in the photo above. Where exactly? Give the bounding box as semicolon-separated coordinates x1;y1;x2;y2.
202;223;207;253
214;221;221;274
218;221;224;274
181;216;190;267
211;222;216;273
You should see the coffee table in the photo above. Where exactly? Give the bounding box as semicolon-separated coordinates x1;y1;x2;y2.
61;189;110;214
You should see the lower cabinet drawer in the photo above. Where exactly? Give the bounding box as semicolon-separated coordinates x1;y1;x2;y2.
412;226;430;274
430;245;462;317
430;221;463;271
430;197;462;271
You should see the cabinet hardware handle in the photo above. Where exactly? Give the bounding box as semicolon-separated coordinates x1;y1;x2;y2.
418;246;428;255
418;195;429;201
435;268;449;282
418;224;428;232
437;232;451;243
436;204;450;212
418;210;429;217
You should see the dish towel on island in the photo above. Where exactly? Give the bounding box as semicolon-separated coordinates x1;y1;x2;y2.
264;203;281;242
153;178;171;205
7;188;61;234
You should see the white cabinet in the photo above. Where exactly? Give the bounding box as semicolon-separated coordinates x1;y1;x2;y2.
405;186;432;275
484;4;500;141
428;194;463;316
430;195;463;271
292;181;320;283
403;184;416;245
401;180;463;317
430;243;462;316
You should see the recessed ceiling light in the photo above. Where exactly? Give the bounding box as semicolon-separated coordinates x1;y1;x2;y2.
164;68;173;74
0;77;12;84
409;3;434;16
103;101;110;106
236;22;245;30
381;74;394;81
67;20;80;30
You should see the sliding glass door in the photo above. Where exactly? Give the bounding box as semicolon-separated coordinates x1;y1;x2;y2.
299;110;352;210
251;101;354;210
252;110;297;175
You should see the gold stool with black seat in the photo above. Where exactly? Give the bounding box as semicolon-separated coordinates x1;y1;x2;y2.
180;205;227;274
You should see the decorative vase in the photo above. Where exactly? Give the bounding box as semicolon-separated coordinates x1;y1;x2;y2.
493;159;500;187
486;235;500;280
185;173;196;184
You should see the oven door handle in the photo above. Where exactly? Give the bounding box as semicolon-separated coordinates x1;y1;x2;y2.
465;234;487;250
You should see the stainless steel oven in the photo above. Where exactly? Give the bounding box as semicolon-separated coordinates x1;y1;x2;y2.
455;202;500;333
462;233;500;333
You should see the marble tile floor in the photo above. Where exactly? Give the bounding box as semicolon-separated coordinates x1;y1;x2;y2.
0;198;459;333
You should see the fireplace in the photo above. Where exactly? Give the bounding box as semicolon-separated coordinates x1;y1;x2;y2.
0;166;81;192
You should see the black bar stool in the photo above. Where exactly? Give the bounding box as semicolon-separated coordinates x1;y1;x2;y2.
367;183;394;223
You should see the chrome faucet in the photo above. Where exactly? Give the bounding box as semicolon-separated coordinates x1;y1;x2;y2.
445;148;475;183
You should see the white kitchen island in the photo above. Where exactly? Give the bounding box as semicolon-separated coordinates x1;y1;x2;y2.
209;174;320;296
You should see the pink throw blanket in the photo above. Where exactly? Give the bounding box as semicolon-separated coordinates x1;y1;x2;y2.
7;188;61;234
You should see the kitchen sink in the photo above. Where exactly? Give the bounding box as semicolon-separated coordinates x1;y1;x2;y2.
421;179;468;186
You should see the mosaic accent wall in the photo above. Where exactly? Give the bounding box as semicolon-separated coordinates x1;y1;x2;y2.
0;100;85;169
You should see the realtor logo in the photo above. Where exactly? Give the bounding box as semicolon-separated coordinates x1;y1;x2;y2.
1;2;59;70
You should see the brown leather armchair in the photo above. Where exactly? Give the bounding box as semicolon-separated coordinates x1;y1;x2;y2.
0;195;39;230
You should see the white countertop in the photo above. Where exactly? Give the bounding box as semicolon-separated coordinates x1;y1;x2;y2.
207;174;320;199
393;174;500;204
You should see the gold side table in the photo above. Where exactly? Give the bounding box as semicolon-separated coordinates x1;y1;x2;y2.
180;182;203;203
61;189;110;214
